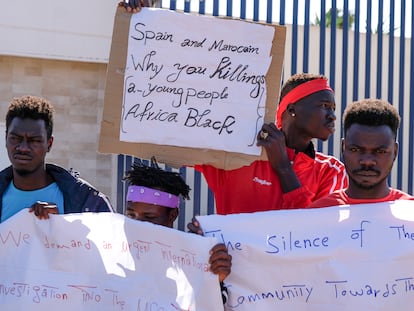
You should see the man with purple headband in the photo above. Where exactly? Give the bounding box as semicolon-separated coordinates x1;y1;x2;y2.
123;157;232;302
123;158;187;228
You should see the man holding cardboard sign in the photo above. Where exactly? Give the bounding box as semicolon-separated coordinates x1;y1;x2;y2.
108;5;347;217
193;73;348;215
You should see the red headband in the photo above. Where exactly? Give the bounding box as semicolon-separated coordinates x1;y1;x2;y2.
276;79;333;128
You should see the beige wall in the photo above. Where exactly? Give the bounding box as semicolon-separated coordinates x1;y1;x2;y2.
0;55;116;204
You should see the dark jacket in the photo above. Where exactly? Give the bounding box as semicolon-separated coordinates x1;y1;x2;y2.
0;163;114;221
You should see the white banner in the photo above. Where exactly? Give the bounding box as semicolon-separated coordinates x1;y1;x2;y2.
0;210;223;311
198;200;414;310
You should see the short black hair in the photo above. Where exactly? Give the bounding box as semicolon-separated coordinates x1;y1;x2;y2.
279;73;329;104
343;98;400;140
123;157;190;199
6;95;54;139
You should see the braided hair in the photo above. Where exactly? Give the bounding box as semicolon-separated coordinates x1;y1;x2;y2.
123;157;190;199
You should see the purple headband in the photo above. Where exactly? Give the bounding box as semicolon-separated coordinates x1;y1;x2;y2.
127;186;180;208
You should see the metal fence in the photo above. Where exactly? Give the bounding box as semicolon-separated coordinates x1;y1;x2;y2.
117;0;414;231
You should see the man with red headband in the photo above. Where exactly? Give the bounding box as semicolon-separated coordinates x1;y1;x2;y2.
192;73;348;216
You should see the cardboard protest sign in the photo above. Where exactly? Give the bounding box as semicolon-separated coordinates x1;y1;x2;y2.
0;211;223;311
197;200;414;310
99;7;286;169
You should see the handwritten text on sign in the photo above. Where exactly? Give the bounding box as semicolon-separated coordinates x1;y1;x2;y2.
198;200;414;311
0;211;223;311
120;8;274;155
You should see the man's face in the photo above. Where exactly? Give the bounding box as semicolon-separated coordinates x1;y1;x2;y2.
6;117;52;176
125;202;178;228
292;90;336;141
342;123;397;190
